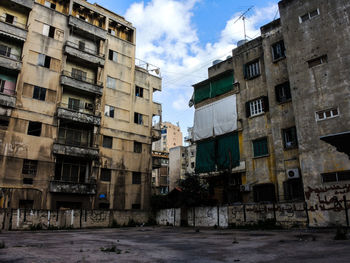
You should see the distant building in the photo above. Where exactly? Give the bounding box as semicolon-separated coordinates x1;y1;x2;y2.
153;122;183;152
192;0;350;226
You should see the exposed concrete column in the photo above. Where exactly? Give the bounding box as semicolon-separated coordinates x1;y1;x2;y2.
68;0;74;15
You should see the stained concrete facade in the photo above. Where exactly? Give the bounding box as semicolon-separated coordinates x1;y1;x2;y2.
0;0;162;211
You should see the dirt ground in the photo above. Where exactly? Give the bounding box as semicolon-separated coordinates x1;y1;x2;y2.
0;226;349;262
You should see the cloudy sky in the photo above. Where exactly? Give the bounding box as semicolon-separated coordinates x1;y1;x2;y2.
95;0;280;140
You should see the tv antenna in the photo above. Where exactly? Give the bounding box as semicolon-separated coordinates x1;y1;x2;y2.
233;6;254;41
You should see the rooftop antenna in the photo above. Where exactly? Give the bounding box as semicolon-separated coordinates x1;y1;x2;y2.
233;6;254;41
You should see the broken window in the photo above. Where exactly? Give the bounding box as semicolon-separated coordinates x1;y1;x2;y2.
308;55;327;68
27;121;42;136
22;159;38;175
72;68;87;81
135;86;144;98
134;142;142;153
316;108;339;121
103;136;113;148
271;40;286;61
43;24;55;38
68;98;81;111
322;170;350;183
33;86;46;101
100;168;111;182
55;157;88;183
44;1;56;9
134;112;143;125
275;82;291;103
5;14;14;24
108;50;118;62
106;76;116;89
246;97;269;117
38;54;51;68
244;60;260;79
132;172;141;184
253;137;268;157
104;105;115;118
253;183;276;202
282;127;298;149
299;9;320;23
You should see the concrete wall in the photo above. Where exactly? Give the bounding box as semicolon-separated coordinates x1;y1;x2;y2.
156;208;181;226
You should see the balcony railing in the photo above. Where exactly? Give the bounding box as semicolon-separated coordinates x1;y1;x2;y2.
66;41;104;58
62;70;102;86
57;127;93;148
0;49;21;61
59;101;95;113
0;17;27;29
50;180;97;195
135;58;161;78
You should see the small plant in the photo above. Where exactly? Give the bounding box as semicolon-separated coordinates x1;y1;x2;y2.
0;241;5;249
100;245;121;254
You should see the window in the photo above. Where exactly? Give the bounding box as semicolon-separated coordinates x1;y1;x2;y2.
275;82;291;103
282;127;298;149
135;86;143;98
299;9;320;23
284;179;304;201
27;122;42;136
33;86;46;101
72;68;87;81
23;178;33;185
246;97;269;117
58;124;92;147
78;41;85;51
0;79;5;93
132;204;141;209
100;169;111;182
43;24;55;38
272;40;285;61
0;117;9;130
22;159;38;175
253;138;268;157
316;108;339;121
108;28;116;36
253;183;276;202
0;44;11;58
68;98;81;111
54;157;88;183
44;1;56;9
103;136;113;148
132;172;141;184
106;76;116;89
5;14;14;24
134;142;142;153
108;50;118;62
38;54;51;68
322;170;350;183
134;113;143;125
104;105;115;118
78;15;87;21
308;55;327;68
244;60;260;79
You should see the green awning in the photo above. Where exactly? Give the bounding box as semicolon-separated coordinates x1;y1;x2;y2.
194;82;210;104
211;74;234;98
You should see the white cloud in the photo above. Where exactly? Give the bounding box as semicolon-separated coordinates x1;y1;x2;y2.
125;1;279;132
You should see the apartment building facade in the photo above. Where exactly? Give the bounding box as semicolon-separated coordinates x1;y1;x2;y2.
192;0;350;226
0;0;162;210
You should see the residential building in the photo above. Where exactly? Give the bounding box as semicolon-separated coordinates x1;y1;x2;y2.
0;0;162;210
192;0;350;225
153;121;183;152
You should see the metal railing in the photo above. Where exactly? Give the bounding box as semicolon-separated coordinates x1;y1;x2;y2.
59;101;95;114
0;16;27;29
62;70;103;86
135;58;161;78
57;127;93;148
65;41;105;57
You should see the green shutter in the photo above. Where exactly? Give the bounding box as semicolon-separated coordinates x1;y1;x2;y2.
217;133;240;170
253;138;268;157
211;74;234;98
195;139;216;173
194;82;211;104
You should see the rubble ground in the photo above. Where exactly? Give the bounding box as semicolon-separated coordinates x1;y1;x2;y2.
0;226;349;262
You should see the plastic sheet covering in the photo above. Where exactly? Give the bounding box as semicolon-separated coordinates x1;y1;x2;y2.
193;95;237;141
195;139;215;173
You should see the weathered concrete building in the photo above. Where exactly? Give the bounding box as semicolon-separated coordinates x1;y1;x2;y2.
192;0;350;226
0;0;162;210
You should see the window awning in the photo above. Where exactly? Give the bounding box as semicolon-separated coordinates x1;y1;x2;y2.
320;131;350;158
0;31;25;42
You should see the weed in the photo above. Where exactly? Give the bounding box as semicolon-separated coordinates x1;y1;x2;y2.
100;245;122;254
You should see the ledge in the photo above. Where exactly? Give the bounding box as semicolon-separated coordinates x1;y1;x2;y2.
53;143;99;159
0;55;22;71
68;16;107;40
0;93;16;108
0;21;27;41
60;75;103;96
49;180;96;195
10;0;34;9
57;107;101;126
64;44;105;67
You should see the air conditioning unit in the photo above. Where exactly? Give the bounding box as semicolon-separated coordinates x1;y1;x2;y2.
287;168;300;179
240;184;251;192
85;103;93;110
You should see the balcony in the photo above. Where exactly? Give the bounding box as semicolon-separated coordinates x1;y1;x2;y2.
49;180;96;195
53;143;99;159
152;123;161;142
0;93;16;108
57;102;101;126
64;41;105;67
60;70;103;95
8;0;34;9
152;158;162;169
68;16;107;40
0;50;22;71
152;101;162;116
0;17;28;41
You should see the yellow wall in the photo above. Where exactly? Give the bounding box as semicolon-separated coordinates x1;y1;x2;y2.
65;61;95;80
0;6;28;26
35;0;69;14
